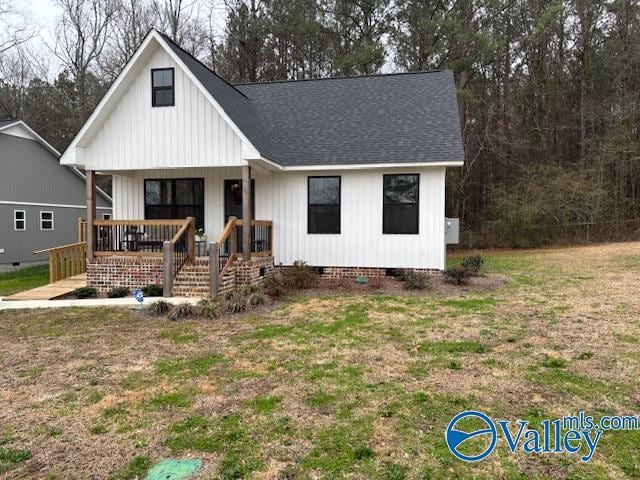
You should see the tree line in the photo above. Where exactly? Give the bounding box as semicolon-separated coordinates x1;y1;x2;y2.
1;0;639;247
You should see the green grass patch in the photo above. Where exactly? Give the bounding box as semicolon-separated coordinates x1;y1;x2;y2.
155;353;224;378
541;356;568;368
109;455;152;480
0;265;49;296
249;324;294;340
0;447;31;474
158;331;200;344
248;395;280;415
300;419;376;477
148;388;198;410
419;340;490;355
616;254;640;269
440;297;498;313
165;414;260;477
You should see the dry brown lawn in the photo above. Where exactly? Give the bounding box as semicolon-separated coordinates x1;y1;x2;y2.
1;242;640;479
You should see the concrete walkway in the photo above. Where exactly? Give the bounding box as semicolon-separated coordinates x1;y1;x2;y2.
3;273;87;301
0;296;202;310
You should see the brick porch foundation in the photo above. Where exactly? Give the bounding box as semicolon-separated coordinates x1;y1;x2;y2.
87;255;275;297
87;256;164;295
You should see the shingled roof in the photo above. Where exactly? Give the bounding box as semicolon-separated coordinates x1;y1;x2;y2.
159;33;464;167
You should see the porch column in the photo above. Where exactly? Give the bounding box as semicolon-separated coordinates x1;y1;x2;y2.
85;170;96;259
242;165;252;262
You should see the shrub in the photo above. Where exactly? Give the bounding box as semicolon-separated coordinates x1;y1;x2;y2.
461;255;484;276
396;269;411;282
147;299;171;316
283;261;318;289
368;276;383;289
107;286;129;298
403;271;429;290
443;266;470;286
241;285;265;306
73;287;97;299
198;297;223;319
224;289;249;313
264;273;287;298
142;284;163;297
168;302;194;321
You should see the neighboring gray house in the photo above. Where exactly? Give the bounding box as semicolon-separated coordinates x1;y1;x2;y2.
0;119;112;270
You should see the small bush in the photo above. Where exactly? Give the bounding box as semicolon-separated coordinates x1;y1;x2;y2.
461;255;484;276
264;273;287;298
168;302;194;321
107;286;129;298
243;285;265;306
368;276;383;289
147;299;171;316
283;261;319;289
73;287;97;299
225;289;249;313
198;297;223;319
403;271;429;290
142;284;163;297
443;266;470;286
396;269;411;282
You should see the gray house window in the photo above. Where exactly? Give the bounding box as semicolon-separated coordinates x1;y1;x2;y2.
383;174;419;234
40;211;54;230
102;213;112;220
14;210;25;231
151;68;174;107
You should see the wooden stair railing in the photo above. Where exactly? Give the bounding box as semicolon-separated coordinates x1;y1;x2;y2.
208;218;273;296
34;242;88;283
162;217;196;296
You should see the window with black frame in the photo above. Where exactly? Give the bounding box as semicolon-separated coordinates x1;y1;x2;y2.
383;174;419;234
308;176;341;234
144;178;204;229
151;68;174;107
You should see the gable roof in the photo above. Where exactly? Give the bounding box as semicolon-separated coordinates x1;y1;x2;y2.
62;29;464;170
0;119;112;203
0;118;19;129
236;72;464;167
0;119;61;157
159;34;463;168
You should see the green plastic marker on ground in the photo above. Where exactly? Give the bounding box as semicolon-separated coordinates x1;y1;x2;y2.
145;459;202;480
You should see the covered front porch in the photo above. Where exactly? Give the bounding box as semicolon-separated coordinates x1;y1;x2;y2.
47;165;274;297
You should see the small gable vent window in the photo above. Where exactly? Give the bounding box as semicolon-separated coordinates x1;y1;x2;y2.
151;68;175;107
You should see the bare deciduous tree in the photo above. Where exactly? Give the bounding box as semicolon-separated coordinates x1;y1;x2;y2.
0;0;36;55
53;0;118;120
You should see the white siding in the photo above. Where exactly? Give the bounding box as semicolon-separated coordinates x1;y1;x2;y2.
113;166;446;270
84;47;244;171
113;167;243;236
258;167;446;270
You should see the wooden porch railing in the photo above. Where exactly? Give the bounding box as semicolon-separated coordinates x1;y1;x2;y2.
208;218;273;296
91;219;191;256
34;242;87;283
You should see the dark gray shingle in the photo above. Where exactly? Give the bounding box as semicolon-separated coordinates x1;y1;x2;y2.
160;33;464;167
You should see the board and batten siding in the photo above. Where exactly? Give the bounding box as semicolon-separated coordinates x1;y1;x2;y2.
113;166;446;270
83;45;244;171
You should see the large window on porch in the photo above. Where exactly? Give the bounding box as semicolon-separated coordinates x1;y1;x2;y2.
144;178;204;229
